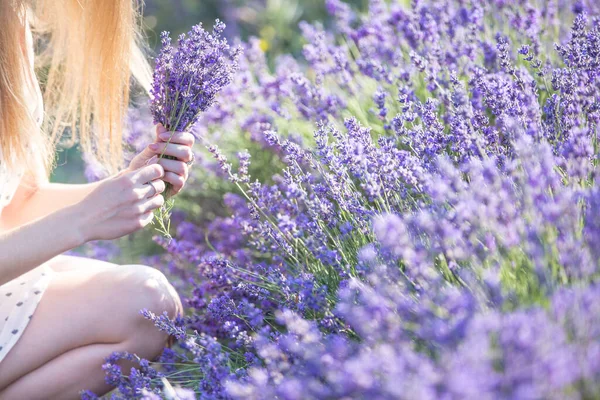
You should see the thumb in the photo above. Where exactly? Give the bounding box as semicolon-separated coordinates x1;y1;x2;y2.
137;146;158;164
145;155;158;165
129;147;159;171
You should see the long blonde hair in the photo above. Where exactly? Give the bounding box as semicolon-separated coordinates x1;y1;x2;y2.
0;0;151;179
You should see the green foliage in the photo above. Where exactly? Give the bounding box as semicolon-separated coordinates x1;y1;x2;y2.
143;0;367;61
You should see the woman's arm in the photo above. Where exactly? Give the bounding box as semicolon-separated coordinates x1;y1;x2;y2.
0;171;105;231
0;163;167;286
3;126;195;230
0;203;86;285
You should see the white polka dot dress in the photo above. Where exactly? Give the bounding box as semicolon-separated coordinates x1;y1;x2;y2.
0;264;53;363
0;14;54;364
0;135;55;365
0;149;54;363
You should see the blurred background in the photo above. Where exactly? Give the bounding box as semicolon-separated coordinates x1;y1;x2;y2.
52;0;367;182
142;0;366;57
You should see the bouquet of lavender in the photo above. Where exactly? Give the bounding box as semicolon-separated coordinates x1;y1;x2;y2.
149;20;241;238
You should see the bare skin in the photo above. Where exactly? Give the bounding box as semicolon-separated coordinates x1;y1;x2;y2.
0;127;196;399
0;255;183;399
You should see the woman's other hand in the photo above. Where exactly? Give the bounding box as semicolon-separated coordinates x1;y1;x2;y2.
127;124;195;197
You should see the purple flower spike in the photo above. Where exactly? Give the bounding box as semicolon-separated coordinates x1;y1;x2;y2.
150;20;242;133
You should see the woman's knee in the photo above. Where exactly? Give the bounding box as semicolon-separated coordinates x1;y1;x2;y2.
119;264;183;321
116;265;183;358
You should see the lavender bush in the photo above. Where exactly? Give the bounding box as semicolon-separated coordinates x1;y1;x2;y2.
81;0;600;398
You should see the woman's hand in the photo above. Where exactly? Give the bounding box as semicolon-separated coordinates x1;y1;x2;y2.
76;161;167;242
127;124;195;197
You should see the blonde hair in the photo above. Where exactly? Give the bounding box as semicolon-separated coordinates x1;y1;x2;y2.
0;0;152;178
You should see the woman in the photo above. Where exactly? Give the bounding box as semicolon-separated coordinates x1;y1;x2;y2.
0;1;192;398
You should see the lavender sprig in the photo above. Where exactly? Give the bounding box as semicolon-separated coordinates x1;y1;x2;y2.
149;20;241;238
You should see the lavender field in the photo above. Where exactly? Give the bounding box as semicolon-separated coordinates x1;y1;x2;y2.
80;0;600;398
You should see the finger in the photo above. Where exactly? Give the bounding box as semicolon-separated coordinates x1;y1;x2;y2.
148;142;193;162
139;210;156;228
163;171;185;195
158;131;195;146
131;163;165;184
136;193;165;214
150;179;167;196
136;179;166;199
158;158;189;178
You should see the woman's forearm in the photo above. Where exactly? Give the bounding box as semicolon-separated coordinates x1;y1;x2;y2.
0;203;86;286
1;179;102;231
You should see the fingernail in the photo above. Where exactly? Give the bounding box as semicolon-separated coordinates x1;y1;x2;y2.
159;132;171;141
149;143;160;151
146;155;158;165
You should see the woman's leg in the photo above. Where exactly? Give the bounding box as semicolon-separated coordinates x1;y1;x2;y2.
0;255;183;399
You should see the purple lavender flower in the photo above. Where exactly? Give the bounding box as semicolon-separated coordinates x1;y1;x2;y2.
150;20;241;132
148;20;241;237
82;1;600;398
